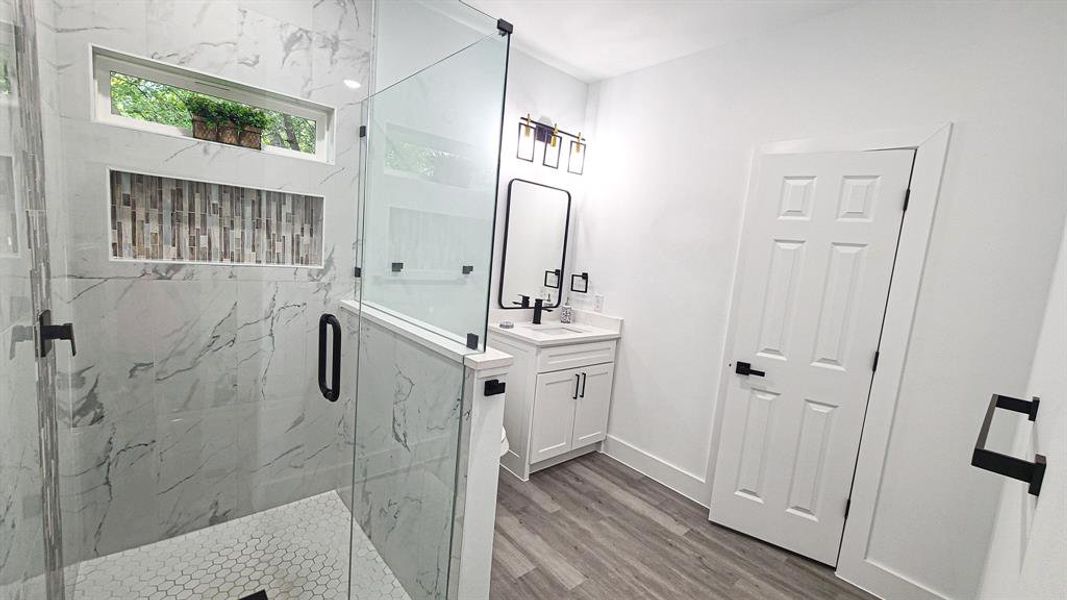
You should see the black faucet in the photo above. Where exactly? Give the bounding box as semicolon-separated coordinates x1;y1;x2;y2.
532;298;553;325
512;294;531;309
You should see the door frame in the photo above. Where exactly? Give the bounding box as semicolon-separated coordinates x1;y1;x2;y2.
705;123;953;600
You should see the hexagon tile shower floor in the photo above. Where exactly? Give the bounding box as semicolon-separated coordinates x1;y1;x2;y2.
71;491;411;600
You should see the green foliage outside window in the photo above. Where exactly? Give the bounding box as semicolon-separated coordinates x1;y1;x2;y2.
109;72;317;154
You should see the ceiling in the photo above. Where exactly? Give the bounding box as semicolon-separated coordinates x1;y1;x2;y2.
464;0;858;82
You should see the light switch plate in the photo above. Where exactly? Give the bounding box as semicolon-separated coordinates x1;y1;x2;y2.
594;294;605;313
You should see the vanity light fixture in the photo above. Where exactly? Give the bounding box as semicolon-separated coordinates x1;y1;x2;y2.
515;115;588;175
516;114;535;162
542;124;562;169
567;133;585;175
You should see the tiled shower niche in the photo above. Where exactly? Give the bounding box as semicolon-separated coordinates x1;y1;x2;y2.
109;170;324;267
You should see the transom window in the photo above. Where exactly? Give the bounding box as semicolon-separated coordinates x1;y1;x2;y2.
93;47;333;162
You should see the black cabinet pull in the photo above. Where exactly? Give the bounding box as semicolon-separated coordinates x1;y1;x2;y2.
735;361;765;377
580;372;587;398
972;394;1045;495
573;374;580;399
318;314;341;402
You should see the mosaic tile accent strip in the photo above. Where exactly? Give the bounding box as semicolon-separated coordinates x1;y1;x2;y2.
72;491;410;600
109;170;324;267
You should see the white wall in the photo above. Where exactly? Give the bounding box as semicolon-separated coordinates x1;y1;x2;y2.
980;217;1066;600
578;2;1066;598
489;48;588;323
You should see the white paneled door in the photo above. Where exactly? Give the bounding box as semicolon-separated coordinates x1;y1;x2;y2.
709;150;915;566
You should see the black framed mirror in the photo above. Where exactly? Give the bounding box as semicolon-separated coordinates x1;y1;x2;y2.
498;179;571;309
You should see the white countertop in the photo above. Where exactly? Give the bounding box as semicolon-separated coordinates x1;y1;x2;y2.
488;319;621;347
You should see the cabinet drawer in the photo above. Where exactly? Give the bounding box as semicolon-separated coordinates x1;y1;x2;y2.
537;340;616;373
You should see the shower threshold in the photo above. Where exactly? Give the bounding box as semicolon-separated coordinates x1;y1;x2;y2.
71;491;410;600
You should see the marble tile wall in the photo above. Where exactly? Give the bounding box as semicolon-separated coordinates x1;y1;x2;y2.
31;0;374;565
109;170;324;267
344;310;465;600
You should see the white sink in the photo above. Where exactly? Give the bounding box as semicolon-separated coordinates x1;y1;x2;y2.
521;325;585;336
489;320;620;347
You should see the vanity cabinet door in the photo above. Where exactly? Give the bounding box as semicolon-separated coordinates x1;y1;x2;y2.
530;368;582;463
571;363;615;448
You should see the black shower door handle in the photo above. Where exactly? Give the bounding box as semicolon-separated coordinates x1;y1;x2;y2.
318;314;341;402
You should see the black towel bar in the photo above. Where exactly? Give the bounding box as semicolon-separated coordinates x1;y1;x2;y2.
971;394;1045;496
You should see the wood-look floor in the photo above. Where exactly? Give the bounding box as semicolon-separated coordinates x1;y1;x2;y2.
490;452;877;600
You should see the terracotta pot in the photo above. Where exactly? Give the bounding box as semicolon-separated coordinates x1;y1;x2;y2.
190;115;217;142
239;126;263;150
218;120;240;145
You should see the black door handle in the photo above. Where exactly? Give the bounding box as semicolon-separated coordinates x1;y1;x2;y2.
580;372;587;398
735;361;765;377
573;374;580;399
318;314;341;402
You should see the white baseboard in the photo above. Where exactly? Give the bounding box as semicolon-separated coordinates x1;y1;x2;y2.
601;435;708;506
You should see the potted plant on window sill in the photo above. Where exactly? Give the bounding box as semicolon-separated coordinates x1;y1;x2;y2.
215;101;242;146
185;95;220;142
236;106;270;150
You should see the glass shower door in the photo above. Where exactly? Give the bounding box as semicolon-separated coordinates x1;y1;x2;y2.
0;157;48;600
349;24;510;600
1;0;61;597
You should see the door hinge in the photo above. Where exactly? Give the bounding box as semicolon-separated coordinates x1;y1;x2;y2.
359;125;367;138
902;188;911;212
845;498;851;518
872;350;880;372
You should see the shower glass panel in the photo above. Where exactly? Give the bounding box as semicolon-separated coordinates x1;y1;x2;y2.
0;1;49;596
350;25;510;600
359;33;509;350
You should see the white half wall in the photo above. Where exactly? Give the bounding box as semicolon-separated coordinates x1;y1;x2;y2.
577;2;1066;598
979;216;1067;599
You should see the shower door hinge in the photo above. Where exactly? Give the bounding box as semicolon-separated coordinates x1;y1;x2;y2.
871;350;880;373
354;266;361;278
903;188;911;212
466;333;479;350
496;19;513;35
359;125;367;138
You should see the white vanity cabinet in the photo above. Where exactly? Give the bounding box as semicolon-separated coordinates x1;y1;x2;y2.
489;323;621;480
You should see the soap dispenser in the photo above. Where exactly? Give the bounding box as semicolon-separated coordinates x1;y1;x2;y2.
560;299;574;324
